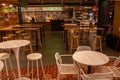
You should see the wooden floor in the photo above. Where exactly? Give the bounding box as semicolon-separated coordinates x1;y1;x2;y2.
1;31;120;70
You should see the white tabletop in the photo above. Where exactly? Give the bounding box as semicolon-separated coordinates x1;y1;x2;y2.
0;60;4;71
72;51;109;66
0;40;30;49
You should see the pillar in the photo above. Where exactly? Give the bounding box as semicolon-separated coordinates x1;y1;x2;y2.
112;1;120;36
98;0;109;27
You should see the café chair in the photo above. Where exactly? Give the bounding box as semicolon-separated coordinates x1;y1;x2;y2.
76;46;91;52
80;66;113;80
55;52;80;80
101;56;120;80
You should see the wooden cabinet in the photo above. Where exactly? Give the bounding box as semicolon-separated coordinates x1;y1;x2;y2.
74;6;98;22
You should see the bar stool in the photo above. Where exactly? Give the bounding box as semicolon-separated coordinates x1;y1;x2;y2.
2;37;11;53
37;30;42;49
23;37;33;53
21;33;33;53
27;53;45;80
8;34;16;40
0;53;15;78
92;35;102;52
70;35;79;53
2;36;11;41
15;30;24;39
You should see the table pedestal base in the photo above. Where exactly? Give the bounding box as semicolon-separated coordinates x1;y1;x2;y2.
88;66;91;74
14;77;31;80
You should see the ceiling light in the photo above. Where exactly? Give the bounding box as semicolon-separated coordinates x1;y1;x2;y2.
9;4;13;7
2;3;6;6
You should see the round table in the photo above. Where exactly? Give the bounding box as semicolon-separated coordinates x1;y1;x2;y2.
72;51;109;73
0;40;30;80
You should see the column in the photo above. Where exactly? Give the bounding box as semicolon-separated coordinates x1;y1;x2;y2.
98;0;109;27
112;1;120;36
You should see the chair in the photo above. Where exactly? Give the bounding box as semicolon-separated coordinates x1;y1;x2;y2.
76;46;91;52
102;56;120;80
55;52;80;80
80;66;113;80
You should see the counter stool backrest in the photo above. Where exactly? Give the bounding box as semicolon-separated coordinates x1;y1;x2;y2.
114;56;120;67
80;67;113;80
55;52;80;80
55;52;62;65
76;46;91;52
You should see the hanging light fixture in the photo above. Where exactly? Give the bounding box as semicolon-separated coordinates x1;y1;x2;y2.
95;0;98;5
61;0;63;4
79;0;82;4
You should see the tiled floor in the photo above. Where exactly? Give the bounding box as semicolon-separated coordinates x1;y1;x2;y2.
2;31;120;70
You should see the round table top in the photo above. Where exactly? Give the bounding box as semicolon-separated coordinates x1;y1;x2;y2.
0;40;30;49
72;51;109;66
0;60;4;71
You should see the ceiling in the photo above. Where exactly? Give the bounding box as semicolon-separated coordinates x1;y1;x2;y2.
0;0;119;4
27;0;96;4
0;0;18;3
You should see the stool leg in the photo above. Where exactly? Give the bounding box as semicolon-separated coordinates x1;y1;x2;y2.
32;60;33;80
70;37;73;53
36;60;39;80
8;58;16;78
4;60;8;77
99;38;102;52
29;43;33;53
77;37;79;48
37;30;42;49
27;60;30;76
0;70;2;80
23;46;25;53
40;59;45;79
93;37;96;51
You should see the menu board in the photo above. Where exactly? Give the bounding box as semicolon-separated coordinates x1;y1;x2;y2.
22;7;63;12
